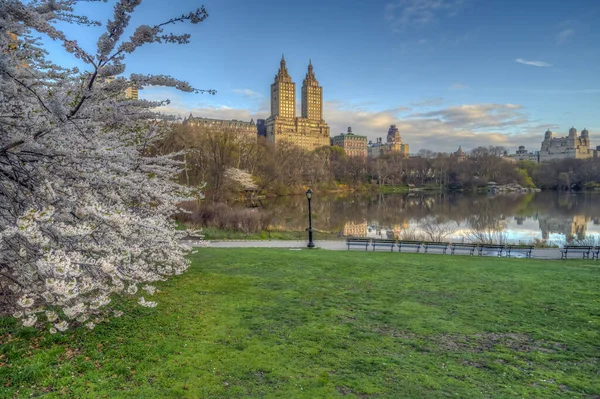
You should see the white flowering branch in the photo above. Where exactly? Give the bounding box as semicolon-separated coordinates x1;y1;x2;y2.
0;0;213;331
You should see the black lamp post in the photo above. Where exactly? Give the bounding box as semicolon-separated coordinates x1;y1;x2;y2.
306;189;315;248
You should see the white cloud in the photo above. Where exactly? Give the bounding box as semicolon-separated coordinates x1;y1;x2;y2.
449;83;468;90
515;58;552;67
556;28;575;45
385;0;467;32
145;88;552;153
324;101;545;153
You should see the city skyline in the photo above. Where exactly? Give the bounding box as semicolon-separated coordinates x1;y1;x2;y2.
43;0;600;152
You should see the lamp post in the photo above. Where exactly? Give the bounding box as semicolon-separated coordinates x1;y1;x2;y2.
306;189;315;248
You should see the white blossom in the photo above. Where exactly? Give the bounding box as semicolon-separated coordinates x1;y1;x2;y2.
54;321;69;332
49;327;58;334
17;296;35;308
22;315;38;327
85;322;95;330
127;285;138;295
45;310;58;322
63;303;86;319
142;285;156;295
138;297;157;308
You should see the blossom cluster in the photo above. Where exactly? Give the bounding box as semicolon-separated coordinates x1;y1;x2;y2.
0;0;212;331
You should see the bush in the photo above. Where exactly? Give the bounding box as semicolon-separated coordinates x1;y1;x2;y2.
176;202;273;234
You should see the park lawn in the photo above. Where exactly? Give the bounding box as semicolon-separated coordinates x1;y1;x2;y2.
1;249;599;399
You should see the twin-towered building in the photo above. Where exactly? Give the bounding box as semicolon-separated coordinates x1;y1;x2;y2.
182;55;411;156
265;56;331;150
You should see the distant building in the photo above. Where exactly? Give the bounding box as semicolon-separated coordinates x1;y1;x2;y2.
453;146;466;161
256;119;267;137
104;76;139;100
124;86;138;100
539;127;595;162
368;125;409;158
511;145;539;162
182;115;258;139
332;127;367;157
265;56;330;151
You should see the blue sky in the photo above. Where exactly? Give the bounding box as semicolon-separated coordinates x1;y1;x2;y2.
46;0;600;152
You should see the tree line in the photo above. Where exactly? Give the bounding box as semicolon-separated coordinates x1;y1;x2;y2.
157;124;600;201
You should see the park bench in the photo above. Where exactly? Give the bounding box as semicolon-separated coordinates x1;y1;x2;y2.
450;243;477;256
560;245;593;259
506;245;534;258
397;240;422;253
423;241;450;254
346;237;371;251
593;246;600;260
478;244;507;257
372;238;397;252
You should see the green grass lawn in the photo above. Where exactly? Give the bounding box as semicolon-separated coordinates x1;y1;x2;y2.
1;249;599;398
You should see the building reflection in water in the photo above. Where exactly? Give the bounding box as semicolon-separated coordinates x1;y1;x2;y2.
538;214;589;243
343;220;368;237
179;191;600;245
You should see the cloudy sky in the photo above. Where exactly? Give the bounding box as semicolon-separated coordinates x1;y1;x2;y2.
47;0;600;152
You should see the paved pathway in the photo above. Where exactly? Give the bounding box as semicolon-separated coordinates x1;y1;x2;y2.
184;240;568;260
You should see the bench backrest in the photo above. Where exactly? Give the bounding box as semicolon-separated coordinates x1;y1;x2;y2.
564;245;592;250
373;239;396;243
452;243;477;247
346;238;370;243
423;242;449;246
398;240;422;245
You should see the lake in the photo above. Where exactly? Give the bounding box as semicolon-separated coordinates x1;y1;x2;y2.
254;191;600;245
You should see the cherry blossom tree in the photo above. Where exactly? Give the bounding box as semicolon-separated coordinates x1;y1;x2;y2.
0;0;213;331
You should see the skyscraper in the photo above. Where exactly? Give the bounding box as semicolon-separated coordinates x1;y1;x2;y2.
301;60;322;121
265;56;330;151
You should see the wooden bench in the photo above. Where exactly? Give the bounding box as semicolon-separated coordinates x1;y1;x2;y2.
423;241;450;254
560;245;592;259
506;245;534;258
397;240;422;253
450;243;477;256
372;239;397;252
478;244;507;257
346;237;371;251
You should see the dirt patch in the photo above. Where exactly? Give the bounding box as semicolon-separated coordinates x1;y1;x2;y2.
434;332;539;353
336;386;370;398
377;329;566;354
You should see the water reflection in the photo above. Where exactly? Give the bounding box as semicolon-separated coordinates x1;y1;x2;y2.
259;191;600;245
